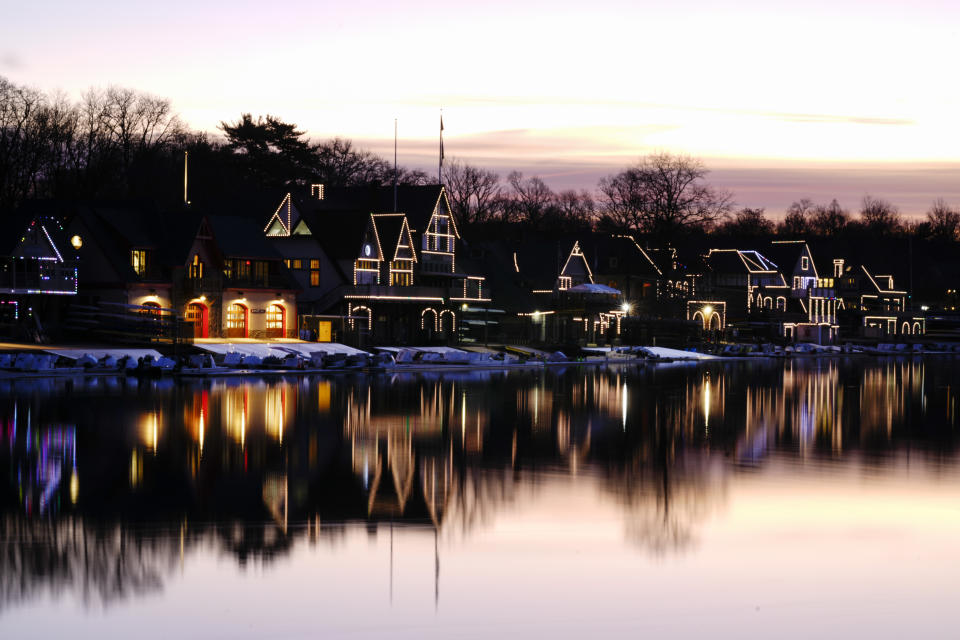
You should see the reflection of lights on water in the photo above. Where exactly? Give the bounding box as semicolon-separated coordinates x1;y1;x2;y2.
533;387;539;426
622;383;627;430
198;410;205;454
704;381;711;431
130;450;142;487
461;393;466;441
69;471;78;504
139;412;160;454
266;388;285;444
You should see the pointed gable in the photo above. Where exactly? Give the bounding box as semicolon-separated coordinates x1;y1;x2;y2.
371;214;417;263
12;217;66;262
558;241;594;288
264;193;304;237
359;215;384;261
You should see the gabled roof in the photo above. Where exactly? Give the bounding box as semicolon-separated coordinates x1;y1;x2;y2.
705;248;778;274
22;200;202;283
370;214;415;262
0;204;48;256
559;240;594;282
764;240;818;278
206;215;282;260
861;265;907;294
574;235;663;279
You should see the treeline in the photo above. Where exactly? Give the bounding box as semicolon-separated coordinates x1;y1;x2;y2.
446;157;960;242
0;77;428;212
3;75;960;243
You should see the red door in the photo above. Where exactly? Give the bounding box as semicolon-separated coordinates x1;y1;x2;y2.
186;302;208;338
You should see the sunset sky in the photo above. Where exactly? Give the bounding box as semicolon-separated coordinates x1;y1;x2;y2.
3;0;959;215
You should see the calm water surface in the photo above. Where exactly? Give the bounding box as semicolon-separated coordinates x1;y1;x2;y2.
2;358;960;638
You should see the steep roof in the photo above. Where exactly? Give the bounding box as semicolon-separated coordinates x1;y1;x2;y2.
19;200;201;283
370;214;410;261
763;240;816;277
296;185;443;221
575;235;663;279
0;203;46;255
206;215;282;260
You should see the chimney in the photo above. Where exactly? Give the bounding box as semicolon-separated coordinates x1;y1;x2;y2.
833;259;844;278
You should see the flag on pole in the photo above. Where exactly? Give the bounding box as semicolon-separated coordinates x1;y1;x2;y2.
440;115;445;162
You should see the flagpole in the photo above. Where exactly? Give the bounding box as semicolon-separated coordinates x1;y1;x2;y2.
438;109;443;185
393;118;398;212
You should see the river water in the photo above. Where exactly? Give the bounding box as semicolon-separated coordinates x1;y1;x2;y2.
1;358;959;638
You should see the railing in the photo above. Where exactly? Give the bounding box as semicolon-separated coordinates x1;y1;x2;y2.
178;274;223;299
223;273;291;290
342;283;490;302
0;258;77;295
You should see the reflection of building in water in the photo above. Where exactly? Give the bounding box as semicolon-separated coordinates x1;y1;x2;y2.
735;362;846;460
0;410;78;515
213;381;296;449
614;454;728;556
4;362;960;610
342;379;482;521
859;360;923;441
684;371;726;439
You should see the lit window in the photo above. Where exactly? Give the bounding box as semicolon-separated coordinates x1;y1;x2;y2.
131;249;148;276
190;254;203;279
310;259;319;269
310;270;320;286
801;256;809;270
292;259;302;270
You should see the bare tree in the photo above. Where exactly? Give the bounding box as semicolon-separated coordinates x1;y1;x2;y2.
504;171;555;227
717;207;774;237
443;158;501;227
809;199;849;235
926;198;960;241
313;137;393;187
778;198;814;236
598;152;733;236
555;189;596;230
859;195;902;235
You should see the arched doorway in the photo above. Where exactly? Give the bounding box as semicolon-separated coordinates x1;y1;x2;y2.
266;303;285;339
140;301;161;317
901;322;911;335
186;302;208;338
913;322;922;335
692;311;705;329
709;312;722;331
421;308;438;340
226;303;248;338
439;310;456;335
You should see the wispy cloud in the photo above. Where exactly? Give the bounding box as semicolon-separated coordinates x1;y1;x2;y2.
412;94;915;128
0;51;23;70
